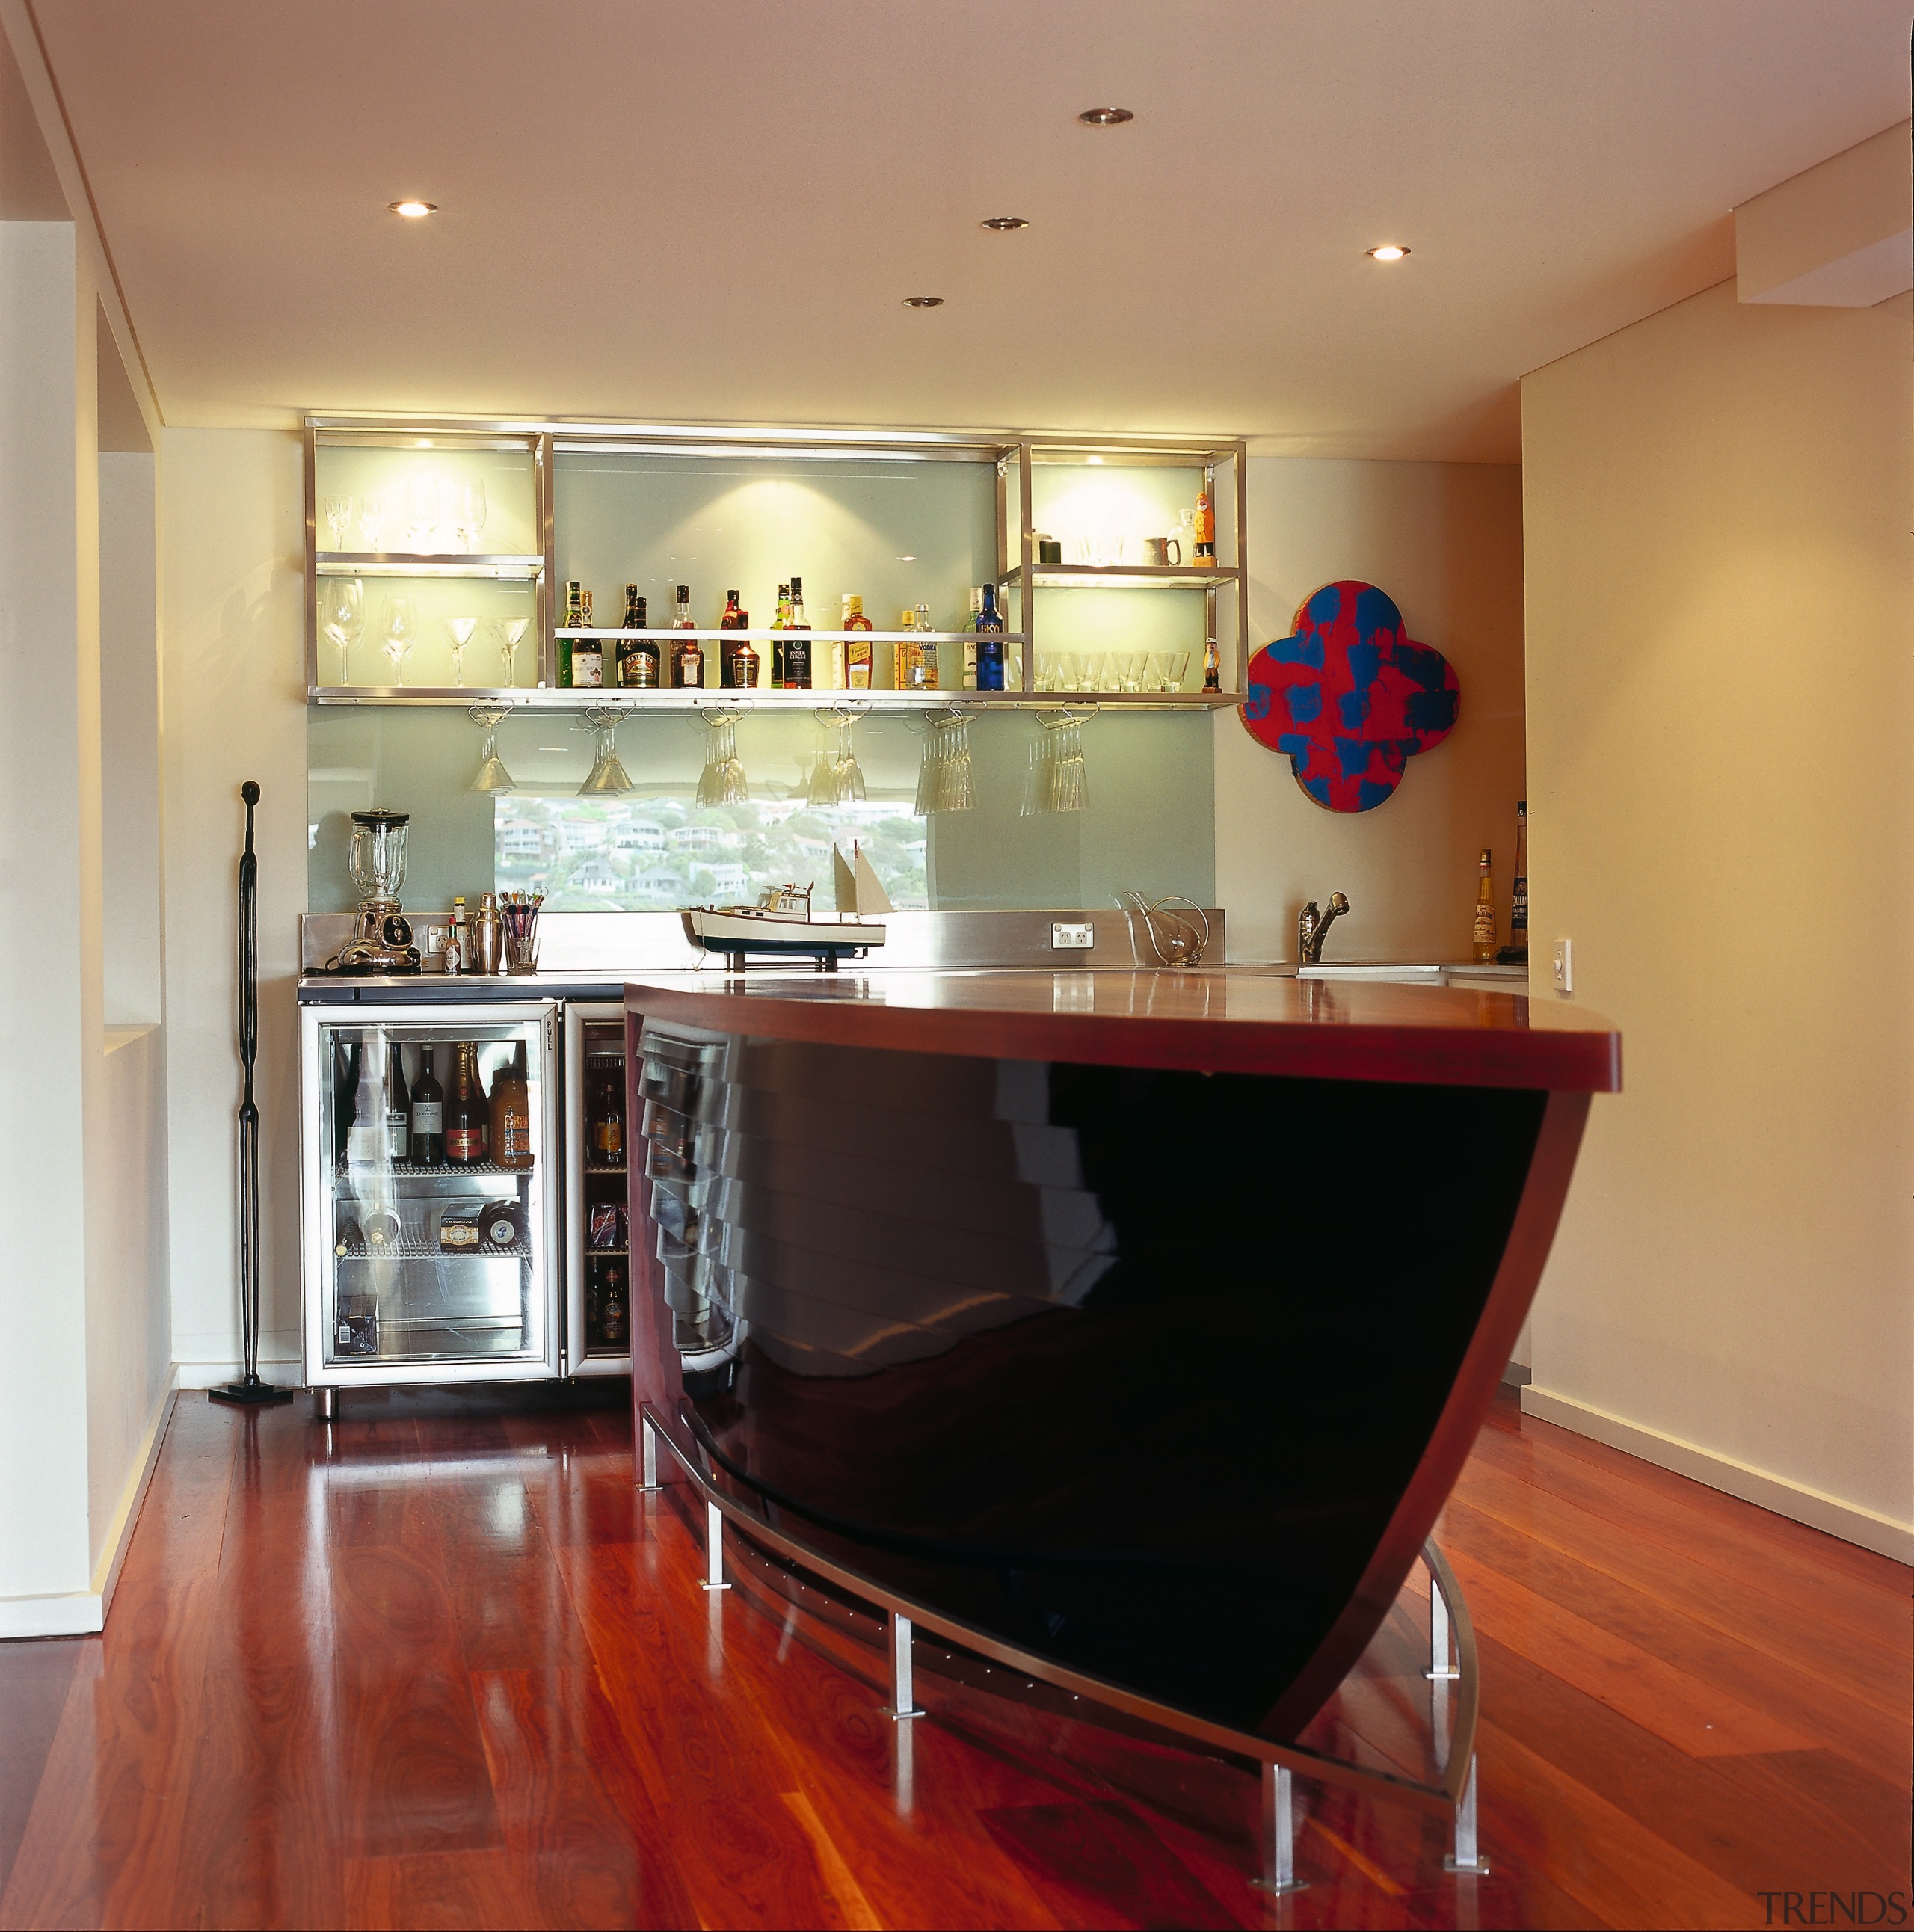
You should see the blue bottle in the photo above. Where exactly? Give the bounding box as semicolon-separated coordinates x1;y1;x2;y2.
975;582;1006;691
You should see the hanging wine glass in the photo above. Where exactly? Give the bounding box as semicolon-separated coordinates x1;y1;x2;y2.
322;493;355;551
445;615;479;688
468;704;514;793
454;478;487;553
495;616;530;688
320;577;365;685
380;593;419;686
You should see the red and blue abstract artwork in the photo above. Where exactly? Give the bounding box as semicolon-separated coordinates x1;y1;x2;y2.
1241;581;1459;812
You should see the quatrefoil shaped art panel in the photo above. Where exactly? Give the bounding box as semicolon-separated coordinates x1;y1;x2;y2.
1241;581;1459;812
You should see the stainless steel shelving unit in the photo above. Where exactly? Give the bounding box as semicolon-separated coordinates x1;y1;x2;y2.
304;417;1247;711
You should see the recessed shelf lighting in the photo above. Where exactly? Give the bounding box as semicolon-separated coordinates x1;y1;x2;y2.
388;199;437;218
1367;244;1410;261
981;216;1029;231
903;295;944;308
1079;108;1134;126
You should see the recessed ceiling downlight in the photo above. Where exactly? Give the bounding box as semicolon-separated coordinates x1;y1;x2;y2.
1079;107;1133;126
1367;244;1409;261
981;216;1029;231
389;199;437;218
903;295;945;308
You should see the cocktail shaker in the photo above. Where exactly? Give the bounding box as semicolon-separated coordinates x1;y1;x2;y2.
473;893;504;976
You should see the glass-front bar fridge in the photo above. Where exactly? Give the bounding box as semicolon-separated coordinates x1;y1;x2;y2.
563;1003;633;1376
301;1003;561;1387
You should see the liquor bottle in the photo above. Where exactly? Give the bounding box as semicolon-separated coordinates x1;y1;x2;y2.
385;1043;410;1155
975;583;1006;691
490;1039;535;1171
600;1262;628;1345
670;585;704;689
843;595;873;689
963;586;983;690
559;580;582;688
1193;492;1216;564
618;589;659;689
592;1062;624;1165
914;603;937;689
333;1039;360;1164
893;607;917;691
1508;803;1528;959
1471;849;1498;963
784;576;812;689
572;626;603;688
718;590;747;688
727;625;760;690
770;582;791;686
409;1044;445;1165
446;1042;490;1166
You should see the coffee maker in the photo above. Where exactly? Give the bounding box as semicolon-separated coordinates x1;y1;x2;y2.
328;808;422;975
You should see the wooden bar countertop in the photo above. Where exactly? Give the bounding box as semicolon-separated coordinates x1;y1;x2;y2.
622;968;1621;1092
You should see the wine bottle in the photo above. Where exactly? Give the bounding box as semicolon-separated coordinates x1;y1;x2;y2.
1472;849;1498;963
559;580;582;688
975;583;1006;691
592;1062;624;1165
384;1043;410;1156
446;1042;489;1166
1509;803;1528;958
490;1039;535;1172
409;1044;445;1165
670;585;703;689
348;1043;385;1168
618;588;659;689
784;576;812;689
770;582;791;686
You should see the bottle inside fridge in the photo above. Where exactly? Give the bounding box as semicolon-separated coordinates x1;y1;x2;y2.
310;1014;552;1375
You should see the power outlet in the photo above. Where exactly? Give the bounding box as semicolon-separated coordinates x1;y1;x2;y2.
1551;938;1574;995
1051;922;1095;950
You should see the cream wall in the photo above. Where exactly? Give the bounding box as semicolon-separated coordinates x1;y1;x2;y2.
160;428;309;1383
1216;458;1527;965
1521;279;1914;1560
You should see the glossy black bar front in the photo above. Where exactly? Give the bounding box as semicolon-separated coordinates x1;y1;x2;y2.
631;1023;1546;1739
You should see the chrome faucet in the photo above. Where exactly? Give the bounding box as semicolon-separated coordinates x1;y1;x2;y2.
1298;892;1350;965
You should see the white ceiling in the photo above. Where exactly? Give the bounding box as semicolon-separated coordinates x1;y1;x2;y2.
23;0;1912;458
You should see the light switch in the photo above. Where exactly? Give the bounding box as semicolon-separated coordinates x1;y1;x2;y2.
1551;938;1573;995
1051;922;1095;950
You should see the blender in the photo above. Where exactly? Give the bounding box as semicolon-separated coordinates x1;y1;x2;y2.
328;809;422;975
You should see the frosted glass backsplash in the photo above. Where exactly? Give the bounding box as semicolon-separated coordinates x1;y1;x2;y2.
307;706;1214;914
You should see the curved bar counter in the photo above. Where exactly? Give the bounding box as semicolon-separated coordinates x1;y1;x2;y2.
623;970;1619;1751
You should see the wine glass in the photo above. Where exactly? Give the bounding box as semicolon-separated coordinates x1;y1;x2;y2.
454;478;488;553
445;615;479;687
495;616;530;687
320;577;365;685
323;494;355;551
380;593;419;686
358;494;391;553
402;474;443;552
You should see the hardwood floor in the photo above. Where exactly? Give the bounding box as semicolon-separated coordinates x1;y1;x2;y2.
0;1387;1905;1930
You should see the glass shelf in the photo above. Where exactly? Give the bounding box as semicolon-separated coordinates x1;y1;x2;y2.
999;564;1240;591
316;551;547;580
307;683;1239;710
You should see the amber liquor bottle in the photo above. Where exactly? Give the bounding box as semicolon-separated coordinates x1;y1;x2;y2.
1471;849;1498;963
669;585;704;689
718;589;748;688
490;1039;535;1171
618;588;659;689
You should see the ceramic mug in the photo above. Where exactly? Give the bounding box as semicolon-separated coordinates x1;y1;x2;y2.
1140;535;1181;567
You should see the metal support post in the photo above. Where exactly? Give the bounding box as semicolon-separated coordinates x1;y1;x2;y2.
701;1501;730;1591
884;1610;926;1719
1444;1754;1491;1876
640;1415;660;1492
314;1388;337;1422
1425;1566;1459;1679
1251;1762;1309;1895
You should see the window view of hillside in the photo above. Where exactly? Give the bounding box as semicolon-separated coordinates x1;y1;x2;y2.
493;793;928;911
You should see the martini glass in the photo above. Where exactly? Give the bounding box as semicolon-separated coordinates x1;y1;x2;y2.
445;615;479;687
381;593;419;686
320;577;365;685
469;704;514;793
496;616;531;688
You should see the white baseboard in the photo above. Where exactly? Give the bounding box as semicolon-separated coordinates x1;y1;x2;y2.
1520;1384;1914;1566
173;1358;302;1392
90;1375;179;1616
0;1588;103;1638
